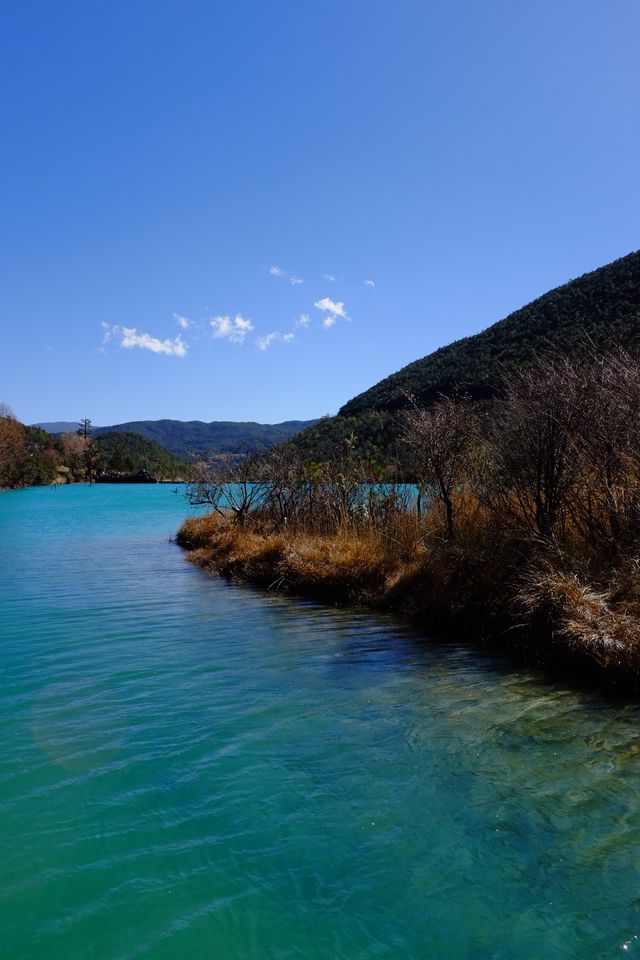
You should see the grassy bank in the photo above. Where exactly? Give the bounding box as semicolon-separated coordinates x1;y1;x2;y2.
177;507;640;693
177;351;640;693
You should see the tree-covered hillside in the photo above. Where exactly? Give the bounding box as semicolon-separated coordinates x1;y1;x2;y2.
92;419;318;459
95;432;185;479
292;251;640;466
342;250;640;416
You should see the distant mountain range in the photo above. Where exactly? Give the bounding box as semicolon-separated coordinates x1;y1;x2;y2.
292;250;640;464
33;419;320;459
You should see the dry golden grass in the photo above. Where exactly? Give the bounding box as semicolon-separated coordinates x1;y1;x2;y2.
178;506;640;690
177;508;506;628
179;513;421;604
517;563;640;674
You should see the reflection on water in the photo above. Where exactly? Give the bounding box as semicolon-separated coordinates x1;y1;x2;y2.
1;485;639;959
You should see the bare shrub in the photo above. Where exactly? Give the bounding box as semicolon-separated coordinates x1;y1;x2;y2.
478;357;584;541
403;395;475;541
568;349;640;553
186;444;271;525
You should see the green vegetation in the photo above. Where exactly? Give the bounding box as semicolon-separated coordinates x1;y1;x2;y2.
294;250;640;464
34;419;319;460
91;418;319;459
0;413;186;487
95;432;186;479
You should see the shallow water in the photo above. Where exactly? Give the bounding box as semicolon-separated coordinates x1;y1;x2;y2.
1;484;640;959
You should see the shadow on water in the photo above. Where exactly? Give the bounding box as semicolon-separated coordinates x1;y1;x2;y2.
186;559;640;713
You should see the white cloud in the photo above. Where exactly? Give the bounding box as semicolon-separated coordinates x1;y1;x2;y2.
210;314;253;344
314;297;347;321
100;321;115;347
322;273;336;282
364;279;376;289
269;264;304;284
255;331;295;351
174;313;191;329
118;326;188;357
322;316;337;328
296;313;310;328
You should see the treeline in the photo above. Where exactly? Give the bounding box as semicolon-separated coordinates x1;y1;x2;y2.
93;432;185;478
179;348;640;688
92;418;319;460
0;408;62;487
0;411;186;488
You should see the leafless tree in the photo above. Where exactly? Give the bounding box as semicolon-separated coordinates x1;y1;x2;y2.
569;349;640;551
403;395;474;541
479;357;583;541
186;444;271;525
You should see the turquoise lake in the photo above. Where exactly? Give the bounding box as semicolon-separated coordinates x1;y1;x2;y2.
2;484;640;959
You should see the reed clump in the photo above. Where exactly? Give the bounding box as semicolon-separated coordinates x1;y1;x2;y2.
178;349;640;691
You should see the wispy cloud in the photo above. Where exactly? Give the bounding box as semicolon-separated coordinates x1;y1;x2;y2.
101;324;188;357
210;314;253;344
269;264;303;285
314;297;347;325
322;273;336;282
255;331;295;351
174;313;192;329
364;279;376;289
296;313;310;328
100;322;115;349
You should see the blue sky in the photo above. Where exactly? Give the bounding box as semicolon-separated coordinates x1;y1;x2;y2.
1;0;639;426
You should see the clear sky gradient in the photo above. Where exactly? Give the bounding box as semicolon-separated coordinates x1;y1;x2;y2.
2;0;639;425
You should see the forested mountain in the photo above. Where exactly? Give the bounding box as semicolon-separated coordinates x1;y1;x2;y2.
342;251;640;416
293;251;640;464
35;419;318;459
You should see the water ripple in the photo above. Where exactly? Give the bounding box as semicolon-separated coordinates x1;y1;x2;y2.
2;486;640;958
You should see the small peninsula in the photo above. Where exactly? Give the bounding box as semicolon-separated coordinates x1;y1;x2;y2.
179;251;640;692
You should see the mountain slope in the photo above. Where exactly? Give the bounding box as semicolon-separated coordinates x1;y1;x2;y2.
341;250;640;417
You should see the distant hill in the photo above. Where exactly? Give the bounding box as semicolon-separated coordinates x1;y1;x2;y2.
34;419;319;459
95;432;185;479
293;250;640;464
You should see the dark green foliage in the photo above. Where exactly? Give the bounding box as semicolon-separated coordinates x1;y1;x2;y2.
291;412;407;472
95;432;185;479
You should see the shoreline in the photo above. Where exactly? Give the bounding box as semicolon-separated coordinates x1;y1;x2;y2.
177;513;640;696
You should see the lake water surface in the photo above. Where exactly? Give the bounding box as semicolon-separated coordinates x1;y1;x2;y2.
1;484;640;959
